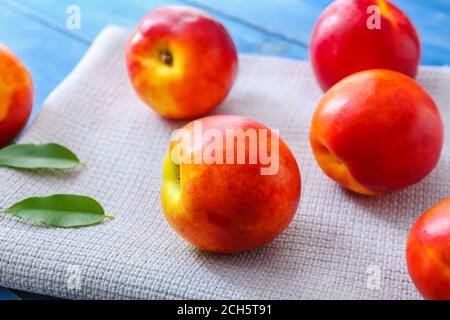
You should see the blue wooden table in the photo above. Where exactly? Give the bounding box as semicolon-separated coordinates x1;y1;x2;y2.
0;0;449;300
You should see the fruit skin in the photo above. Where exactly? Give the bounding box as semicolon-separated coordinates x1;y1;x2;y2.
0;44;33;147
310;0;420;91
126;6;238;120
161;115;301;253
407;197;450;300
310;69;443;195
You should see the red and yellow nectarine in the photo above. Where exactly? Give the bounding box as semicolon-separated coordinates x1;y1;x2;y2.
161;115;301;253
310;69;443;195
126;6;238;119
310;0;420;91
0;44;33;147
407;197;450;300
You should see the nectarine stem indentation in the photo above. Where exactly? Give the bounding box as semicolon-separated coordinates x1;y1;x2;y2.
159;50;173;67
162;156;182;205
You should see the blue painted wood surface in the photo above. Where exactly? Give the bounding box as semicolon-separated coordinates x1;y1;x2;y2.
0;0;449;299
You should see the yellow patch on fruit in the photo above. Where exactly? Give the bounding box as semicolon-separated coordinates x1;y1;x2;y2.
426;247;450;280
161;154;188;221
376;0;398;27
312;140;378;196
162;155;182;202
135;41;185;78
132;43;188;118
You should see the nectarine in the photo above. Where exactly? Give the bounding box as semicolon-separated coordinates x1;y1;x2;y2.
161;115;301;253
407;197;450;300
310;0;420;91
310;69;443;195
0;44;33;147
126;6;238;119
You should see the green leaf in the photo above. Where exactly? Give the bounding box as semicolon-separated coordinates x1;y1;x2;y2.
2;194;113;228
0;143;83;169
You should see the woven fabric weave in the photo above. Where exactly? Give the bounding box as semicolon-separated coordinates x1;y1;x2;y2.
0;26;449;299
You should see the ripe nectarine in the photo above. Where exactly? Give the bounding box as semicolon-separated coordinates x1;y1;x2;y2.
0;44;33;147
407;197;450;300
161;115;301;253
310;69;443;195
126;6;238;119
310;0;420;91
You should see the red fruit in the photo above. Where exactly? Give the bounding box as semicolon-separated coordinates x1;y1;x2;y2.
0;44;33;147
407;197;450;300
126;6;238;119
310;69;443;195
310;0;420;91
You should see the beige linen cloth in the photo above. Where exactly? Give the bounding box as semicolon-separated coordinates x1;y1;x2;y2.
0;26;449;300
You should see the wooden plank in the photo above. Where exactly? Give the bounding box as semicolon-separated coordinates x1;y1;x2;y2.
0;288;20;300
395;0;450;65
179;0;320;45
0;2;88;301
176;0;450;65
9;0;449;65
0;1;88;117
10;0;307;59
